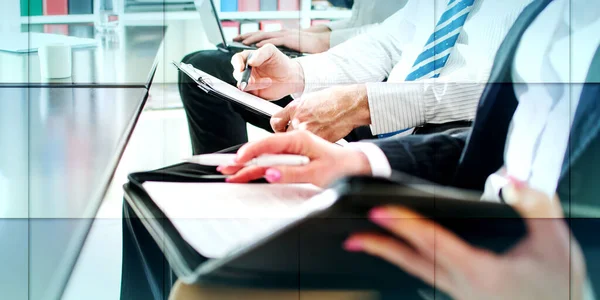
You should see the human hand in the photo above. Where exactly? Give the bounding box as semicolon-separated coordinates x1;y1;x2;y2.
218;130;372;187
233;29;331;54
344;184;586;300
231;44;304;100
270;84;371;142
302;24;332;34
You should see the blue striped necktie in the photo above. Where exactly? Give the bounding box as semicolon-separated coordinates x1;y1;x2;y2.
378;0;476;138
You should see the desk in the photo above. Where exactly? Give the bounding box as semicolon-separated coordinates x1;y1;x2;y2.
0;87;149;299
0;24;164;87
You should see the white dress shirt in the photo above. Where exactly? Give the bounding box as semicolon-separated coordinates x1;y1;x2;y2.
297;0;532;135
482;0;600;201
326;0;409;47
354;2;599;296
357;0;600;197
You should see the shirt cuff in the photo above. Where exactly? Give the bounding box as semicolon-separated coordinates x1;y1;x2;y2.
329;30;347;48
325;20;349;31
294;55;334;94
346;142;392;178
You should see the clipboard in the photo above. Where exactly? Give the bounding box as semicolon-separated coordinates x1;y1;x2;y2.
173;61;282;118
173;61;349;145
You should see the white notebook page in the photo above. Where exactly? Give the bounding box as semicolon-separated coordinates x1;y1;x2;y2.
142;182;333;258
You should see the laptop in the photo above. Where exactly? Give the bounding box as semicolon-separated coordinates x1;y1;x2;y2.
195;0;303;58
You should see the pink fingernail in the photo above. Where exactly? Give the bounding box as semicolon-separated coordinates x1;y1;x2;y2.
216;166;223;172
264;168;282;183
225;177;232;183
368;208;393;226
343;239;363;252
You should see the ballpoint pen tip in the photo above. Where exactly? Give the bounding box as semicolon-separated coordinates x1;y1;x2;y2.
240;82;247;91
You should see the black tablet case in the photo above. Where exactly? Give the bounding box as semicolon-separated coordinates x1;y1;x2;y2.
123;162;527;291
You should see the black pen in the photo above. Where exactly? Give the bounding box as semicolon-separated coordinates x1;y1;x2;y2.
239;53;253;91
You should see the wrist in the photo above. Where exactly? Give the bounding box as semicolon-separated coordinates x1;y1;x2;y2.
346;84;371;127
317;32;331;52
290;60;306;95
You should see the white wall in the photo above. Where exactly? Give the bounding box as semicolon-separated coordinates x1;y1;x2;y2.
0;0;21;33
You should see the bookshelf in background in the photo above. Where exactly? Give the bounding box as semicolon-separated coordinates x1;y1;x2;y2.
20;0;349;25
278;0;299;11
21;0;43;16
221;0;300;13
260;0;277;11
43;0;68;15
69;0;93;14
21;0;93;16
238;0;260;12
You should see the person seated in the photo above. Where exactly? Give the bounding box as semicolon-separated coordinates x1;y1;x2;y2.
204;0;599;298
180;0;532;154
233;0;409;54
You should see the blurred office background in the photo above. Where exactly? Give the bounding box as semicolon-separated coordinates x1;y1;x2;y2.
0;0;351;299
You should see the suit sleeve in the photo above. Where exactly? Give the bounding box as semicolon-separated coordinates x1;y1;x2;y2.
369;130;469;185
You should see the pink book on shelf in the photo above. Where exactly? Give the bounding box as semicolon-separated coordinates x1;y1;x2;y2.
238;0;260;11
43;24;69;35
278;0;299;11
43;0;68;15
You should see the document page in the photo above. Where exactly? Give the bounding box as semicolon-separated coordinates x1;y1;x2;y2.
142;182;333;258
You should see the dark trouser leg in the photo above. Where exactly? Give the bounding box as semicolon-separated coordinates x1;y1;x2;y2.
178;50;292;154
178;50;375;154
121;202;175;300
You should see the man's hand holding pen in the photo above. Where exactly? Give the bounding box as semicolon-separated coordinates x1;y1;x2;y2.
231;44;304;100
232;44;372;143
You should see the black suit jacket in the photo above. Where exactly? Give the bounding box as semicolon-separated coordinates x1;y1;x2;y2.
372;0;600;292
371;0;550;189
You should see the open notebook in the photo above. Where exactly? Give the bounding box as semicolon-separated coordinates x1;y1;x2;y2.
142;181;332;258
173;61;348;145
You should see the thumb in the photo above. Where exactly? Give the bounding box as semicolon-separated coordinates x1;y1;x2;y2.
264;166;317;185
271;103;296;132
503;184;563;219
231;50;253;73
503;184;566;240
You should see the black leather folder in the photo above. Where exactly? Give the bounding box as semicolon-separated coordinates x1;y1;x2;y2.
123;163;528;291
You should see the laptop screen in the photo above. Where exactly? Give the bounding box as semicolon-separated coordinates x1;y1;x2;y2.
195;0;229;48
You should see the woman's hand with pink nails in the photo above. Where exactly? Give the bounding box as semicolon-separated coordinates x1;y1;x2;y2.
343;186;586;300
218;130;372;187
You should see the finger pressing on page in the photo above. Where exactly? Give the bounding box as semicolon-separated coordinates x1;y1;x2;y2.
261;165;318;184
217;164;244;175
225;166;268;183
235;131;309;163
